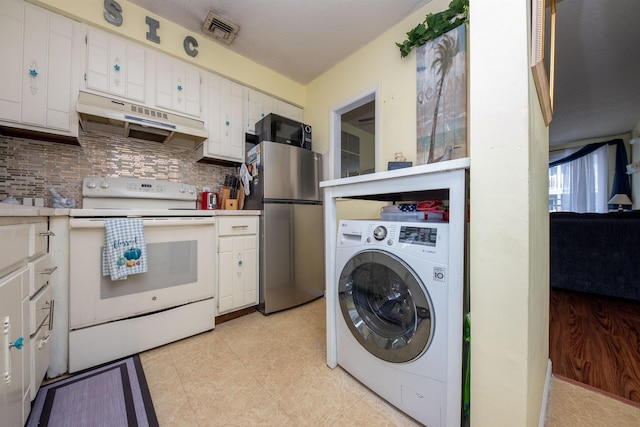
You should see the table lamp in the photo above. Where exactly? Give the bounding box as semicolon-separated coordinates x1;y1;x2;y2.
607;193;632;211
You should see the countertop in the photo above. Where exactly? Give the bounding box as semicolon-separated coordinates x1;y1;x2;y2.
0;203;261;218
0;203;69;217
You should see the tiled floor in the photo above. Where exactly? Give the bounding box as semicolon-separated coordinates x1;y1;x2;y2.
140;297;640;426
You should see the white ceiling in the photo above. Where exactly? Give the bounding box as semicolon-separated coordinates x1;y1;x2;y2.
127;0;430;84
550;0;640;147
128;0;640;147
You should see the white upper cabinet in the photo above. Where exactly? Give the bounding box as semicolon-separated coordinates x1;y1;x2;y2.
0;0;79;136
154;52;202;118
244;87;303;134
85;27;145;102
197;72;244;163
245;88;276;133
277;100;303;122
0;0;24;124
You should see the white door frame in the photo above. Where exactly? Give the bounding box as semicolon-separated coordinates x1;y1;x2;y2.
328;84;381;180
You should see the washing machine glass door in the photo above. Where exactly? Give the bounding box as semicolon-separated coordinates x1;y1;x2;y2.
338;249;434;363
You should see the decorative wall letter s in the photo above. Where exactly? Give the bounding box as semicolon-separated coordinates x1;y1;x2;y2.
146;16;160;43
183;36;198;57
104;0;123;26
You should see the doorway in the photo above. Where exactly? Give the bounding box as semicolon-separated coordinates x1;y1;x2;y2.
328;85;380;180
341;101;375;178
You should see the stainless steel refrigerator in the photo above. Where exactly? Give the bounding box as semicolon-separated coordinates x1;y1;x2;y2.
245;141;324;314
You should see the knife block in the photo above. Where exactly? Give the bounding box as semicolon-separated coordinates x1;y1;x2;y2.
221;184;244;210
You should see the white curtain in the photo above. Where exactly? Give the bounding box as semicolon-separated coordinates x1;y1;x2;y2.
549;145;609;213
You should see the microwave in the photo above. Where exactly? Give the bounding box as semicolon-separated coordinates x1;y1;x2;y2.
255;113;312;150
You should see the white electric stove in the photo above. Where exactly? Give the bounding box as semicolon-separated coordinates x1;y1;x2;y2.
67;177;217;372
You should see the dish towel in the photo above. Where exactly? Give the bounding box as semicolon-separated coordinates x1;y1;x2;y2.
102;218;148;281
240;162;252;196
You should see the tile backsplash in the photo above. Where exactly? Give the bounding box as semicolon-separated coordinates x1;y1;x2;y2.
0;132;236;208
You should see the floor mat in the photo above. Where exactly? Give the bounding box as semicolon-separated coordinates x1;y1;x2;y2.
27;355;158;427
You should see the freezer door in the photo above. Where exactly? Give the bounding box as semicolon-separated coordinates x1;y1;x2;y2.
262;141;322;201
260;202;324;314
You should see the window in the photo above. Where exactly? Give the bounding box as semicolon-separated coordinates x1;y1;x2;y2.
548;145;608;213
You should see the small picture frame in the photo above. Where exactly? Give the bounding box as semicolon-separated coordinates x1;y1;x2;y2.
531;0;555;125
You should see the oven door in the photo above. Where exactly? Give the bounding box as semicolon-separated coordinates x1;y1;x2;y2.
69;217;215;329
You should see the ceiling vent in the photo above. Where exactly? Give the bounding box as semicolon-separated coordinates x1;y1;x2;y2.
202;11;239;45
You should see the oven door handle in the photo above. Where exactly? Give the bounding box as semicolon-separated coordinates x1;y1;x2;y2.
69;217;216;229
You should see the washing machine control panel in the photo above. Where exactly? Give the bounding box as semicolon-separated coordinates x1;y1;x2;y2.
339;220;448;263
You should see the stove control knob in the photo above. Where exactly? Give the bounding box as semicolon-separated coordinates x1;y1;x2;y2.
100;180;109;189
373;226;387;241
179;186;186;193
86;180;96;189
187;187;195;195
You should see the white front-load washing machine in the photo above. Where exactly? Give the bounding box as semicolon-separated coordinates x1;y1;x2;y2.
335;220;461;427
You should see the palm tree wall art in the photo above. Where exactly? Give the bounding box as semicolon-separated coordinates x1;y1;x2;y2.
416;24;467;165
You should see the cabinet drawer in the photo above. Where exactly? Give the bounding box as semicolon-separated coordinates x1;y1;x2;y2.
217;216;257;236
28;253;53;297
0;224;30;275
29;283;52;336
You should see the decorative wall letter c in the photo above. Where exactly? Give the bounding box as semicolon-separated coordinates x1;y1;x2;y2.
183;36;198;57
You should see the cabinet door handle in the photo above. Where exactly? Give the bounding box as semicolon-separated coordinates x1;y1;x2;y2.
40;300;55;331
48;300;55;330
38;331;51;349
3;316;23;386
38;230;55;237
39;266;58;276
231;225;249;229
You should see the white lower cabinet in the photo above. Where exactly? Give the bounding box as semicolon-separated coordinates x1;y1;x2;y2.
0;267;29;426
217;216;258;315
0;217;54;425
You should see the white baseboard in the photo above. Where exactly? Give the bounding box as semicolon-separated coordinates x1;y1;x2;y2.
539;359;553;427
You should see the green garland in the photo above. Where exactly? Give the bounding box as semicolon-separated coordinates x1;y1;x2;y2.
396;0;469;57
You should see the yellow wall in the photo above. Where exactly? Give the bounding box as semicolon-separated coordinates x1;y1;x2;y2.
469;1;548;426
304;0;452;163
30;0;305;106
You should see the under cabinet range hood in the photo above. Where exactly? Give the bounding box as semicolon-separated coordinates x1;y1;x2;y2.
76;91;207;146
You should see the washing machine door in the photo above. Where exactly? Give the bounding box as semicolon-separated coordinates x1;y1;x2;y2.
338;249;434;363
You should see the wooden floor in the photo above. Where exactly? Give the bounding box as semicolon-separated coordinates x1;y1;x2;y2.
549;287;640;404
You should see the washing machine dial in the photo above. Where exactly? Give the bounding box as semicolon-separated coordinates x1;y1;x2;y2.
373;225;387;241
